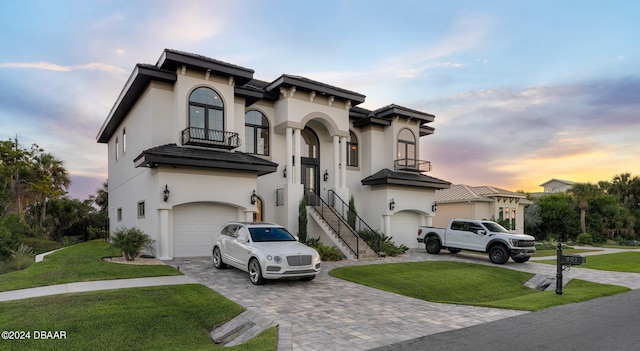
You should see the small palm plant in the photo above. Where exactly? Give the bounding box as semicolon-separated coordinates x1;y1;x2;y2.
110;227;154;261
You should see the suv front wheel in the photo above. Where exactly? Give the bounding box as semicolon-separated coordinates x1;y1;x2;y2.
248;258;265;285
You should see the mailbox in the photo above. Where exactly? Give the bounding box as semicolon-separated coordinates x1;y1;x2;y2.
560;254;586;265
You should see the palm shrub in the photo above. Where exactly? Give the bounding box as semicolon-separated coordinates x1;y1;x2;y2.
10;243;35;271
358;229;408;257
314;241;343;261
110;227;154;261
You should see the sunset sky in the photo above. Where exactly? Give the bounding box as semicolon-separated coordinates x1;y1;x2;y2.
1;0;638;200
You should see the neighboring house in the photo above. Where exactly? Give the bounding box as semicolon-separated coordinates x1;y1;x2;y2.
97;49;451;259
432;185;531;233
529;179;576;198
540;179;575;193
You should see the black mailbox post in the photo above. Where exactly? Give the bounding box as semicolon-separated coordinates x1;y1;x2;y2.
556;242;587;295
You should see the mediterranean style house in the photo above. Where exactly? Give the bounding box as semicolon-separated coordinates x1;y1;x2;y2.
432;184;531;233
97;49;450;260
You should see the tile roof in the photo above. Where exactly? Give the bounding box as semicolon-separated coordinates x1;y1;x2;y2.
361;168;451;189
133;144;278;176
436;184;528;203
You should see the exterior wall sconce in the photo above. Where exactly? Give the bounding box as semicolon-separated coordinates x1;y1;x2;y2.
163;185;170;202
432;202;437;212
283;166;287;178
251;190;257;205
389;198;395;211
323;169;329;182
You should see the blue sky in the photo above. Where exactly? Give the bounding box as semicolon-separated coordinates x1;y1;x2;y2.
1;0;639;200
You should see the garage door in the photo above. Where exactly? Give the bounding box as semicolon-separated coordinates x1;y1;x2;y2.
173;202;237;257
390;211;421;249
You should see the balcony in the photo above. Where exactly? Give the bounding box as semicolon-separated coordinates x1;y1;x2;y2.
181;127;241;150
394;158;432;173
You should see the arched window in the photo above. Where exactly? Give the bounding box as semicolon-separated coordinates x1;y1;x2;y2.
189;87;224;141
346;130;358;167
245;110;270;155
397;128;416;166
301;128;319;159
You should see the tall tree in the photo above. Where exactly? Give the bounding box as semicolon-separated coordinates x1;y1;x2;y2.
93;180;108;213
568;182;602;235
30;152;70;230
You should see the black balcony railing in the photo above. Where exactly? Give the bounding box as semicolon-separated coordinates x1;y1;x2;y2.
394;158;432;173
181;127;241;150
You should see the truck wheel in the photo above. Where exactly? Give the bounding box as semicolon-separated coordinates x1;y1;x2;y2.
489;246;509;264
512;256;530;263
426;238;441;254
448;248;461;254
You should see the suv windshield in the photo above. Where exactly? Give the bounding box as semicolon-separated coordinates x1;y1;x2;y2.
249;227;296;242
482;222;509;233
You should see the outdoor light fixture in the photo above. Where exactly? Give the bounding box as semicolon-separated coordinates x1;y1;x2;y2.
283;166;287;178
323;169;329;182
432;202;437;212
163;185;170;202
389;198;395;211
251;190;257;205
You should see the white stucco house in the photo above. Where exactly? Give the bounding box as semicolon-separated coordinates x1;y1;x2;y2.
97;49;450;260
540;179;575;193
432;184;531;233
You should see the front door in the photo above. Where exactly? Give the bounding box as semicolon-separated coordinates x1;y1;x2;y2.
300;128;320;205
302;163;319;205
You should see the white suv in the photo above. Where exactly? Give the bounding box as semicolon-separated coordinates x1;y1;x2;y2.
212;222;321;285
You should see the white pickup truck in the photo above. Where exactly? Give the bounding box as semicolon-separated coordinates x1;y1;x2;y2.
417;219;536;264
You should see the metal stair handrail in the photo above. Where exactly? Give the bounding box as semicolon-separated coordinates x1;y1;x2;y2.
305;188;360;258
328;190;382;254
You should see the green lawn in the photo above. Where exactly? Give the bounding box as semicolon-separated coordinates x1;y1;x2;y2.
0;284;276;351
538;251;640;273
330;261;629;311
0;240;181;292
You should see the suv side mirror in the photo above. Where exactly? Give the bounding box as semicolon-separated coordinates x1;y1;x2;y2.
477;230;486;235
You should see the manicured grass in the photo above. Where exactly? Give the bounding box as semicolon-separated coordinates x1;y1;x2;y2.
538;251;640;273
0;284;277;351
0;240;181;292
330;261;628;311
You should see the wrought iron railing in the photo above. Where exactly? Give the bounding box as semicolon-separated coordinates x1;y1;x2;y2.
305;188;361;258
328;190;382;255
394;158;432;172
181;127;241;150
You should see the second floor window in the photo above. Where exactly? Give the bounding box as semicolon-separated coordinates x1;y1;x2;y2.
189;87;224;140
397;128;416;164
245;110;269;155
346;130;358;167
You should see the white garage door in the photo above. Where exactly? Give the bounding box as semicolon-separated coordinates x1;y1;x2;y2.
390;211;421;249
173;202;237;257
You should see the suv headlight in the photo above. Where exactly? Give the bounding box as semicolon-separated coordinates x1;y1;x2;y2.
509;239;520;247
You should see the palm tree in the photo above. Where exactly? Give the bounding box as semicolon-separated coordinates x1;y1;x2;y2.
568;183;601;235
31;153;70;231
94;180;108;213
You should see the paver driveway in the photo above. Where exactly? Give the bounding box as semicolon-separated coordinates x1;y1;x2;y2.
168;251;528;351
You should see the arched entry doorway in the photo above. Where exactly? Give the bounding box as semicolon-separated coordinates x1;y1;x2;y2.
301;127;320;204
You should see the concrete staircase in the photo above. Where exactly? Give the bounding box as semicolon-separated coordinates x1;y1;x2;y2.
308;206;378;260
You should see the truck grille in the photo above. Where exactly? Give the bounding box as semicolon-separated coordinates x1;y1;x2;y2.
286;255;312;266
517;240;536;247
